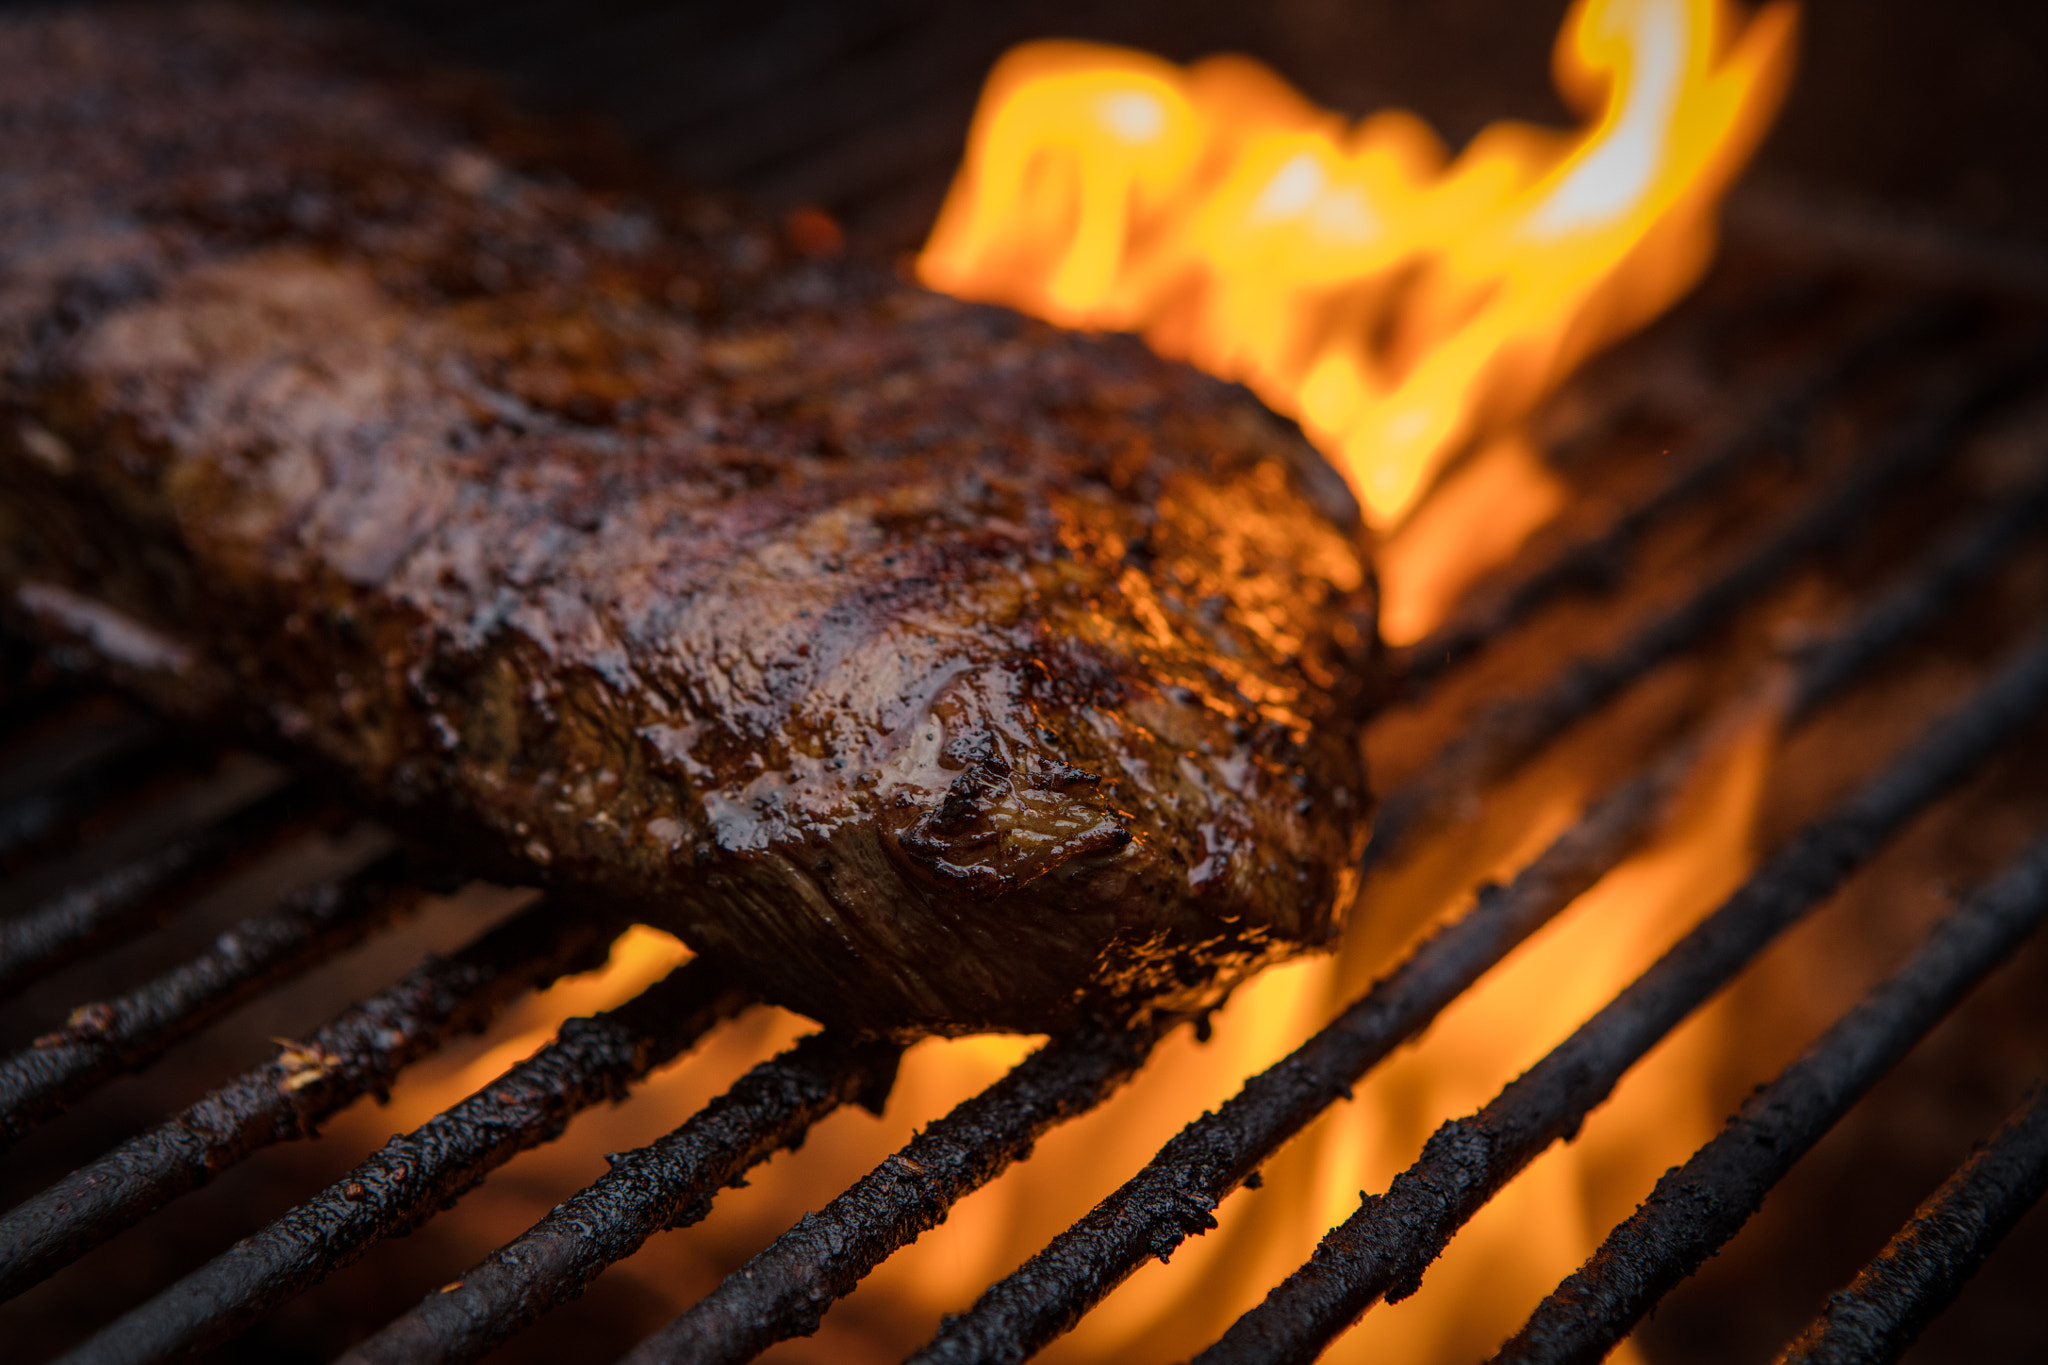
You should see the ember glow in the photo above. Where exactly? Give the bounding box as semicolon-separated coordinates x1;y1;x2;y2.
918;0;1797;529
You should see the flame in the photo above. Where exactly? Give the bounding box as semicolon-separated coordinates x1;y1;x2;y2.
1376;433;1568;645
303;695;1776;1363
918;0;1796;528
297;11;1801;1336
1034;698;1780;1362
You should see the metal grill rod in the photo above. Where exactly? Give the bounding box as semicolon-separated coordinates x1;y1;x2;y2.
905;460;2048;1365
1488;832;2048;1365
1365;333;2048;865
1190;623;2048;1365
1400;297;1969;691
0;778;315;995
0;717;189;867
59;953;752;1365
0;847;419;1146
1788;466;2048;721
0;895;617;1299
371;457;2036;1365
1775;1083;2048;1365
341;1030;905;1365
620;1023;1164;1365
908;739;1702;1365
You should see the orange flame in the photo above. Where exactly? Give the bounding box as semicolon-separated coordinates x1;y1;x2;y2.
918;0;1797;528
333;701;1781;1363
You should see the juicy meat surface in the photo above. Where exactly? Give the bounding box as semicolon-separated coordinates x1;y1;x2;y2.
0;5;1378;1036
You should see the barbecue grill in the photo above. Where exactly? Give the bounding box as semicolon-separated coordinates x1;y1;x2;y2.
5;3;2048;1363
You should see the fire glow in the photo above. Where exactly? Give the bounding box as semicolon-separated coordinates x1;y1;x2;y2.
316;7;1806;1360
918;0;1797;530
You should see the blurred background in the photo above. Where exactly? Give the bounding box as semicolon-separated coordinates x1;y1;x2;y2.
299;0;2048;254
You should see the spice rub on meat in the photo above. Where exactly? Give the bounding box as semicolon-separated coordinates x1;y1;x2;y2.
0;5;1378;1037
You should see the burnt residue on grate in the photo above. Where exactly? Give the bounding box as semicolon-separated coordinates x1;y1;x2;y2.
341;1030;904;1365
911;492;2048;1365
0;896;621;1299
622;1022;1165;1365
1775;1083;2048;1365
1489;833;2048;1365
63;955;753;1362
1192;627;2048;1365
2;6;2048;1362
0;849;423;1145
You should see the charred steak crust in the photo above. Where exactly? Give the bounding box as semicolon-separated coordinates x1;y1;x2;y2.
0;5;1378;1036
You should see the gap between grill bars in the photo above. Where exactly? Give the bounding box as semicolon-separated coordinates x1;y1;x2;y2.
7;158;2048;1365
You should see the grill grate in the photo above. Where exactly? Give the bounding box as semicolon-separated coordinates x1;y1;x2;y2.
1485;836;2048;1365
1775;1083;2048;1365
6;220;2047;1364
1189;633;2048;1365
0;895;621;1301
8;7;2048;1363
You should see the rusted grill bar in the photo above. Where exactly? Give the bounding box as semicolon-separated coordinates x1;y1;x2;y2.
0;848;422;1145
341;1031;905;1365
1488;834;2048;1365
1776;1084;2048;1365
0;895;619;1298
1189;625;2048;1365
60;955;753;1364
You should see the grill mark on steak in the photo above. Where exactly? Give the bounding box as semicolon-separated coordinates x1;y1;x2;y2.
0;3;1379;1036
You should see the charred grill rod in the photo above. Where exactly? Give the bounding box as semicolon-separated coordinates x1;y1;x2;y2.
1401;297;1970;691
1488;834;2048;1365
340;1030;905;1365
0;896;619;1299
361;409;2048;1365
1788;464;2048;721
0;848;421;1146
1365;333;2048;866
1191;623;2048;1365
4;308;2035;1365
0;777;318;995
0;714;188;867
909;738;1701;1365
1774;1083;2048;1365
59;954;752;1365
906;454;2048;1365
620;1022;1165;1365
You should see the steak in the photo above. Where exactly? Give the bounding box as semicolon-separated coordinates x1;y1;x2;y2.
0;4;1378;1036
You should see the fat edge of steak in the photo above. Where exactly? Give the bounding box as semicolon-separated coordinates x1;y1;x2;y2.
0;3;1379;1037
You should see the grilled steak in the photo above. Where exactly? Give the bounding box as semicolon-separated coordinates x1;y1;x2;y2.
0;5;1378;1036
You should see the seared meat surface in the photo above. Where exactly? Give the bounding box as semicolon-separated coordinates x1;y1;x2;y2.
0;5;1377;1036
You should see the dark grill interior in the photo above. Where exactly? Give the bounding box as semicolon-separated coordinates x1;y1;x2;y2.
6;3;2048;1363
